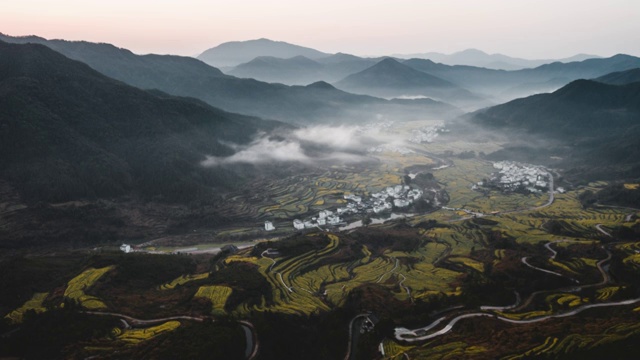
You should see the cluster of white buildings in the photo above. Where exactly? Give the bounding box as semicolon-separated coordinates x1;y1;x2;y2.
369;185;423;213
288;185;424;231
293;209;343;230
473;161;550;194
409;124;448;144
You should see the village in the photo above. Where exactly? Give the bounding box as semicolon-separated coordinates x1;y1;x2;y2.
264;184;424;232
472;160;554;194
409;124;448;144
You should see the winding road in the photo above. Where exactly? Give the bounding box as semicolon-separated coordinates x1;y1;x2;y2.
345;314;371;360
521;256;565;278
595;224;612;238
520;240;586;283
83;311;259;360
392;224;622;345
395;298;640;342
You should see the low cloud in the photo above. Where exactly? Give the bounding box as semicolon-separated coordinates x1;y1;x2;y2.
201;124;406;167
202;136;309;166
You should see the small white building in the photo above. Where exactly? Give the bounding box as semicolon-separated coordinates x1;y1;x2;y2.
120;244;131;253
344;194;362;203
293;219;305;230
264;221;276;231
407;189;423;200
394;199;412;208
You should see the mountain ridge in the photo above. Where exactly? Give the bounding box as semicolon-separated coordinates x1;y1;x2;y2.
0;33;457;124
334;58;487;109
393;48;601;70
198;38;329;67
0;40;285;203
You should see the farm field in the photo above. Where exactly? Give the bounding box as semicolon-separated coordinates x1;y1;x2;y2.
4;292;49;324
63;266;114;310
2;122;640;360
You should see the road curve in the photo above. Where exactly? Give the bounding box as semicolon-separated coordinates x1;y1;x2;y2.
395;298;640;343
514;243;611;312
595;224;613;238
345;314;370;360
84;311;259;359
521;257;564;278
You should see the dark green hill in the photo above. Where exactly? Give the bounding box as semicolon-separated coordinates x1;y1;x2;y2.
0;33;455;124
472;80;640;135
595;68;640;85
469;80;640;180
0;40;284;203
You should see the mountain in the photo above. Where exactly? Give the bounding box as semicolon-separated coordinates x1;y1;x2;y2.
394;48;600;70
517;54;640;81
595;68;640;85
198;38;329;68
0;33;455;124
404;55;640;102
229;53;378;85
402;59;514;95
468;80;640;179
472;80;640;135
334;58;487;109
0;33;232;90
0;40;284;204
229;55;325;84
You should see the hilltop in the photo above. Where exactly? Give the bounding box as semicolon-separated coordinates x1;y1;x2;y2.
198;38;329;67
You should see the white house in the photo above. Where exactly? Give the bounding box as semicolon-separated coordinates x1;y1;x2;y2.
120;244;131;253
293;219;305;230
394;199;412;208
344;194;362;203
264;221;275;231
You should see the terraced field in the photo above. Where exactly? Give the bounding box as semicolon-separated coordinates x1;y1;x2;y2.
158;273;209;290
114;320;181;344
4;292;49;323
194;285;232;314
64;266;114;309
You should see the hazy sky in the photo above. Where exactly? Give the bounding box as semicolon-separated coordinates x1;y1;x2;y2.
2;0;639;58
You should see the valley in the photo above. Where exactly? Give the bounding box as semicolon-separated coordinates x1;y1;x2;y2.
1;8;640;358
2;116;639;359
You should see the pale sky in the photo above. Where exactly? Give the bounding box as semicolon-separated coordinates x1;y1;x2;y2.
2;0;639;58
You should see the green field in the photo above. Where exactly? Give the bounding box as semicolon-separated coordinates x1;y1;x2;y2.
4;292;49;324
194;285;232;314
64;266;114;309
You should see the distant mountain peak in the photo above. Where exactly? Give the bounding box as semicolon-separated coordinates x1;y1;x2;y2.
458;48;489;55
198;38;329;67
371;57;406;69
306;81;336;90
